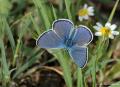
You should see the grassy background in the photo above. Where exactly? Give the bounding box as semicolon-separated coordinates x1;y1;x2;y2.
0;0;120;87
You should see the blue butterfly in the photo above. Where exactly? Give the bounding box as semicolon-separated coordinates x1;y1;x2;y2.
36;19;93;68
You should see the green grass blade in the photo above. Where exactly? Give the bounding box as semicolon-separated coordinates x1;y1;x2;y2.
61;50;72;87
0;16;15;53
0;0;15;53
76;0;82;9
77;68;83;87
0;68;1;81
59;0;63;12
108;0;119;22
109;81;120;87
5;20;15;53
30;14;40;35
48;49;72;87
91;57;97;87
0;39;10;86
33;0;50;30
18;16;32;38
12;39;21;66
13;49;44;79
52;5;57;20
64;0;72;20
12;15;32;66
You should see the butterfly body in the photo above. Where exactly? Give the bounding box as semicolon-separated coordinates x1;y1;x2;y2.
36;19;93;68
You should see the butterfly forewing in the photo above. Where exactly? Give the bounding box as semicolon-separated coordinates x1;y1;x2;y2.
36;30;64;48
72;26;93;46
53;19;74;41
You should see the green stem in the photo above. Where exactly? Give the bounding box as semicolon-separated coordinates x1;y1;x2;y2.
92;37;106;87
99;70;104;87
108;0;119;22
64;0;72;20
48;49;72;87
92;56;97;87
77;68;83;87
12;39;21;66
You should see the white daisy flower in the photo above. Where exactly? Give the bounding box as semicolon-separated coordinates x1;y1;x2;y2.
93;22;119;39
78;4;94;21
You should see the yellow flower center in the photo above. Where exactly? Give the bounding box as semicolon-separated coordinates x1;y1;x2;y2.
78;8;88;16
100;27;111;36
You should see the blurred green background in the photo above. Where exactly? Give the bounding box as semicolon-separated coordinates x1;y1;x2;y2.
0;0;120;87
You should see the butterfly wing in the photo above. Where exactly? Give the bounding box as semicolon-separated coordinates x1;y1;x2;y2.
53;19;74;40
72;26;93;46
36;30;64;48
69;46;88;68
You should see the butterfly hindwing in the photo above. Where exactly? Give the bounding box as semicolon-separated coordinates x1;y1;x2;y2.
72;26;93;46
69;46;88;68
36;30;64;48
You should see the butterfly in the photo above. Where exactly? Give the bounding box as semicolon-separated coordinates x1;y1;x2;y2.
36;19;93;68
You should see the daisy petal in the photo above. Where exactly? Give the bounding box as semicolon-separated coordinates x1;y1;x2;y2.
84;15;89;19
95;32;102;36
84;4;88;8
111;31;119;35
105;22;111;27
96;22;103;27
110;24;117;30
78;16;83;21
93;26;100;30
109;34;114;39
88;12;94;16
88;7;94;12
